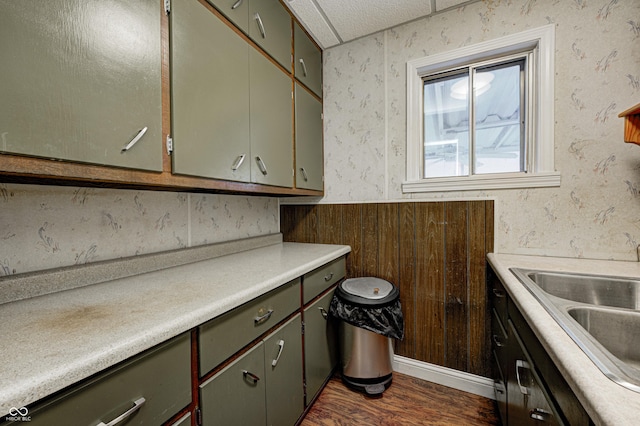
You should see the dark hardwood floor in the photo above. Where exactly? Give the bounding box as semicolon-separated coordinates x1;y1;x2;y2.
301;373;501;426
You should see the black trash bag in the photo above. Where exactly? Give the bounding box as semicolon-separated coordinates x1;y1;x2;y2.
329;291;405;340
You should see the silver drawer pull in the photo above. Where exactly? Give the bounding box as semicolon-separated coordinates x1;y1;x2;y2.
492;334;505;347
254;309;274;325
323;271;333;281
231;0;243;9
271;339;285;367
254;13;266;38
530;408;551;422
121;127;148;152
299;58;308;77
243;370;261;384
231;154;246;171
300;167;309;182
516;359;530;395
255;156;268;175
97;397;146;426
492;288;505;298
318;306;328;320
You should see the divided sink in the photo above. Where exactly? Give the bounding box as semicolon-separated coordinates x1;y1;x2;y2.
511;268;640;393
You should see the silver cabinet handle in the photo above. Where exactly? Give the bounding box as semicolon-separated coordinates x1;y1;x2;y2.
530;408;551;422
318;306;328;320
300;167;309;182
243;370;260;384
492;334;505;347
255;156;268;175
492;288;505;298
121;127;148;152
231;0;243;9
254;309;273;325
254;13;266;38
271;339;285;367
231;154;246;171
323;271;333;281
516;359;530;395
97;397;146;426
299;58;308;77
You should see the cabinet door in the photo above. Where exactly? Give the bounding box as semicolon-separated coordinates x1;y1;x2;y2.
248;0;292;69
205;0;249;32
0;0;162;171
264;315;304;426
171;0;251;182
506;320;561;426
294;23;322;97
295;84;324;191
249;49;293;187
304;289;338;403
21;334;191;426
200;342;267;426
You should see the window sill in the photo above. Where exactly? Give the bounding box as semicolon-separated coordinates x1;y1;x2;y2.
402;172;561;193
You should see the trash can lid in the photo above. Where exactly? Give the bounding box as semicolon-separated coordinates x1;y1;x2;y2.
342;277;394;299
336;277;399;306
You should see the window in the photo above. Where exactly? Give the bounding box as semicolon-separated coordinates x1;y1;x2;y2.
404;25;560;193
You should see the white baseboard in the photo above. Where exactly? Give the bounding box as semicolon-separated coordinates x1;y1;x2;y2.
393;355;496;400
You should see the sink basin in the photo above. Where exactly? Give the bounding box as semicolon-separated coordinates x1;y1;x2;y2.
568;307;640;371
511;268;640;393
524;270;640;309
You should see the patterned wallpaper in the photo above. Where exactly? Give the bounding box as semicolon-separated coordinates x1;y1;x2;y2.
0;184;279;276
320;0;640;261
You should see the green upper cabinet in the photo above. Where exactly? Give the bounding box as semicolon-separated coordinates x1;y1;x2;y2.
207;0;292;69
206;0;249;33
294;23;322;97
171;0;251;183
250;49;293;188
0;0;162;172
171;0;292;188
248;0;292;70
295;84;324;191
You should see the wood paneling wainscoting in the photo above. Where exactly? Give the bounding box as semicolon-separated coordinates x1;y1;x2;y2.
280;201;494;377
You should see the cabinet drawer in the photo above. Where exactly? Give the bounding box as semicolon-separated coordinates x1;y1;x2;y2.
21;333;191;426
199;279;300;376
303;257;345;304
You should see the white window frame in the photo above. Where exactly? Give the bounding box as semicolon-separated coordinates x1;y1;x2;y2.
404;25;560;193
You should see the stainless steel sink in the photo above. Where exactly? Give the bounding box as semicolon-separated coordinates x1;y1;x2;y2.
511;268;640;393
524;270;640;309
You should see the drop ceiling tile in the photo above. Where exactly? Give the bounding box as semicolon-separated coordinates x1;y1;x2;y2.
316;0;432;43
286;0;341;48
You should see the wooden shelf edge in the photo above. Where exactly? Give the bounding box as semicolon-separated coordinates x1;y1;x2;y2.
0;155;323;197
619;103;640;145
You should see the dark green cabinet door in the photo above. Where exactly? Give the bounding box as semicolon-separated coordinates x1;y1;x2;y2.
0;0;162;171
250;49;293;188
304;289;338;403
200;342;267;426
294;23;322;97
248;0;292;69
295;84;324;191
264;315;304;426
171;0;251;182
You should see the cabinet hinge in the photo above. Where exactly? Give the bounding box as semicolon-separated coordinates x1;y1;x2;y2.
195;408;202;426
301;321;305;335
166;135;173;155
164;0;171;14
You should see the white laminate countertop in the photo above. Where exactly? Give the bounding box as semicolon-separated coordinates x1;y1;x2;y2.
488;253;640;426
0;241;351;414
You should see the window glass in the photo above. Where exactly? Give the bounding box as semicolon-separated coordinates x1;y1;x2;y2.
422;59;526;179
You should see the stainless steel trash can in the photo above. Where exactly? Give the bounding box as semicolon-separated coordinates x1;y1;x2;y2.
334;277;400;395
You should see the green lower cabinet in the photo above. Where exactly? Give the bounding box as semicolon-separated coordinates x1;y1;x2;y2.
304;289;338;403
199;314;303;426
6;333;191;426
